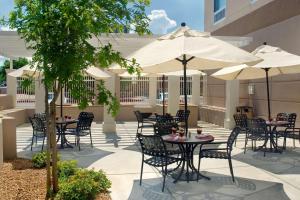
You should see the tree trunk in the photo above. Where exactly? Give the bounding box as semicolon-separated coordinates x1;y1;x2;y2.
44;85;51;196
50;85;60;193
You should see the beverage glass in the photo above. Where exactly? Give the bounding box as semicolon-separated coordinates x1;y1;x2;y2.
197;128;202;135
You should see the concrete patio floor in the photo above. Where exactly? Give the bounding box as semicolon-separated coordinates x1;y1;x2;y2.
16;121;300;200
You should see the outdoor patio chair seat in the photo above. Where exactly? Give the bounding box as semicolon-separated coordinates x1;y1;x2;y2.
29;116;47;152
275;113;299;148
138;134;182;192
244;118;268;156
144;156;178;167
65;112;94;151
233;114;248;146
134;110;155;137
198;127;240;182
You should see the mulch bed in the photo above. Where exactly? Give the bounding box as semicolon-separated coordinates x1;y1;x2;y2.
0;158;111;200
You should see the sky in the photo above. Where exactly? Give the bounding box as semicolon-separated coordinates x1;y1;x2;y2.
0;0;204;63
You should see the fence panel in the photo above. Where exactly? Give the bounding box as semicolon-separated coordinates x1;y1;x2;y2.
64;76;95;105
120;77;149;104
156;76;168;104
16;77;35;105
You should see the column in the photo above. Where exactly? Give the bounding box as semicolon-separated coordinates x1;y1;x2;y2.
6;75;17;108
103;73;116;133
9;59;13;70
148;76;157;106
35;78;46;113
191;74;200;105
224;80;239;129
167;75;180;116
202;75;208;105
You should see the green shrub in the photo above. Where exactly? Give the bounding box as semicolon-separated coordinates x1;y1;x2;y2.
57;160;78;180
32;152;47;168
55;169;111;200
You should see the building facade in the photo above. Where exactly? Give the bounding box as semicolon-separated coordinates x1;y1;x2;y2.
204;0;300;126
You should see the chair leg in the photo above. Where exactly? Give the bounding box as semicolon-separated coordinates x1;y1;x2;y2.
228;157;235;182
139;160;144;186
77;136;81;151
31;135;35;151
89;131;93;148
162;165;167;192
244;137;248;154
41;137;45;151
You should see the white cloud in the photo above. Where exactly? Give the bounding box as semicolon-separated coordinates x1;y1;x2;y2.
148;10;177;34
0;26;16;31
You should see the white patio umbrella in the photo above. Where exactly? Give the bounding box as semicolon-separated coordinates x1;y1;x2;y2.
212;43;300;119
111;23;261;134
120;69;205;115
8;64;111;117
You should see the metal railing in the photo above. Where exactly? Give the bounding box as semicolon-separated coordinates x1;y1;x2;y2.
120;77;150;104
15;75;199;106
64;76;96;105
16;77;35;105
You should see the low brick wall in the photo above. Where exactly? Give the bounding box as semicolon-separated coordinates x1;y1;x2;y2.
199;105;225;127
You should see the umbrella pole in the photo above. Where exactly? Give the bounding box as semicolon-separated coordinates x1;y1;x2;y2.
183;55;188;136
162;75;165;115
60;86;63;118
264;68;271;120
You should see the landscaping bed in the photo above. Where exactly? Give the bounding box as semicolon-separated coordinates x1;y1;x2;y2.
0;158;111;200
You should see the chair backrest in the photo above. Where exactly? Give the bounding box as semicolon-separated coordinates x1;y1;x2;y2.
137;134;167;157
227;127;241;150
247;118;268;137
233;114;248;129
34;112;47;122
77;112;94;131
134;110;143;123
286;113;297;129
176;109;190;122
153;122;176;136
276;113;289;121
31;116;46;133
155;114;174;123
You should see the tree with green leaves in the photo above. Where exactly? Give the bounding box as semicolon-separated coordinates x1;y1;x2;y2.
0;58;29;84
5;0;149;196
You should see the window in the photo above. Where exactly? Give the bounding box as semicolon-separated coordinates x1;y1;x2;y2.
250;0;257;4
214;0;226;23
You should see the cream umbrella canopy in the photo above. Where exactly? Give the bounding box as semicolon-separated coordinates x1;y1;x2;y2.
212;43;300;120
111;23;261;134
8;64;111;117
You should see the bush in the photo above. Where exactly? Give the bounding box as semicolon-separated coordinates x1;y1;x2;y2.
57;160;78;180
32;152;47;168
55;169;111;200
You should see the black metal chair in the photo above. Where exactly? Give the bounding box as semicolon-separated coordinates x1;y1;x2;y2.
153;122;181;155
276;113;299;148
174;109;190;127
245;118;268;156
155;113;175;124
134;110;154;136
65;112;94;150
29;116;47;151
137;134;180;192
33;112;47;122
198;127;240;182
233;114;248;146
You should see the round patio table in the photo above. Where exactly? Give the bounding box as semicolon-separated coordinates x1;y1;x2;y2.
56;119;78;149
162;133;214;183
264;120;290;153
